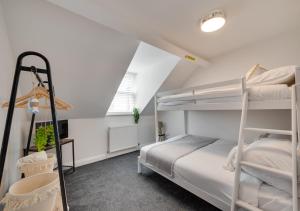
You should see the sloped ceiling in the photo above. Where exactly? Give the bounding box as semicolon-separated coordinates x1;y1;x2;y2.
47;0;300;59
3;0;300;118
45;0;300;109
132;42;180;111
2;0;139;119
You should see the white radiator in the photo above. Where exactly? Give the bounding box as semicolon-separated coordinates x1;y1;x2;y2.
108;125;138;153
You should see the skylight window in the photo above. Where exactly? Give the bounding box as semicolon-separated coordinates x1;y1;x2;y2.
107;72;136;114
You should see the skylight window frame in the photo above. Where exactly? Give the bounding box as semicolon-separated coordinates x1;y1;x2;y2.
106;72;137;116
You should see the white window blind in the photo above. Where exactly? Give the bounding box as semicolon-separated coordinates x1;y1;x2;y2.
107;72;136;114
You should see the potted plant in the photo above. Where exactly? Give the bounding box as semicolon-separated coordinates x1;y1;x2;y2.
34;124;55;151
133;107;140;124
46;124;55;146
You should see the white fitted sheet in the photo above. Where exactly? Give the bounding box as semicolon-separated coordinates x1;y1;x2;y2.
158;84;291;103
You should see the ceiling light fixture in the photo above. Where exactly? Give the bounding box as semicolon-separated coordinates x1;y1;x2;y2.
200;10;226;32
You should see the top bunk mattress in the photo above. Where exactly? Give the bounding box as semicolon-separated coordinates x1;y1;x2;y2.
158;84;291;104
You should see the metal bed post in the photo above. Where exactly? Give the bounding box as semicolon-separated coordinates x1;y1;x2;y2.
0;51;69;211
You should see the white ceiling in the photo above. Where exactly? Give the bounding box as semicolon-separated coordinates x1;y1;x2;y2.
47;0;300;59
2;0;139;118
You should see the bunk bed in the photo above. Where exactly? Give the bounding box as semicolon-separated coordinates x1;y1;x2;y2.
138;65;300;211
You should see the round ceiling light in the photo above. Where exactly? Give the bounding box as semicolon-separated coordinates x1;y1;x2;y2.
200;10;226;32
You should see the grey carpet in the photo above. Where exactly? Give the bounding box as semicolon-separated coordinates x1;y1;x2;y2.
65;151;220;211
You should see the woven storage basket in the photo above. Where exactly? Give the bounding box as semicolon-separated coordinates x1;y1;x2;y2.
1;172;59;211
19;153;56;177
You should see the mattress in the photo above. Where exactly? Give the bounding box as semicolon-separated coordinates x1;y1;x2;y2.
174;139;235;205
140;135;187;161
140;138;296;210
158;84;291;103
173;140;296;211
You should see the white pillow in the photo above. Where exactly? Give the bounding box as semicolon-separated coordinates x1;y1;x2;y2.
247;65;296;86
241;138;299;196
223;145;248;171
245;64;268;81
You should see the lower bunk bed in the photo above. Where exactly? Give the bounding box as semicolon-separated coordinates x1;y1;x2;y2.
138;135;298;211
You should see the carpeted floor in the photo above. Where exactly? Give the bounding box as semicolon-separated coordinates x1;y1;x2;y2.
65;151;220;211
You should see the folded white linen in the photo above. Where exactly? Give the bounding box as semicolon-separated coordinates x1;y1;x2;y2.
223;145;248;172
240;172;296;211
17;151;48;168
239;172;263;207
258;184;294;211
247;65;296;86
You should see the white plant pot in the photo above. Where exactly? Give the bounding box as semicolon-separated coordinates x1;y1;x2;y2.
1;172;59;211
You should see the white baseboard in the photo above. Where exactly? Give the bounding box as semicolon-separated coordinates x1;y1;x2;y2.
106;147;138;159
63;147;138;167
66;154;107;167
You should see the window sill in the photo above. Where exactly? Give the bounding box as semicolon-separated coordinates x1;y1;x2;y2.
106;112;133;116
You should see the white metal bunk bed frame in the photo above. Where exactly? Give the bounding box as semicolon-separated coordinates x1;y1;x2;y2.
138;72;300;211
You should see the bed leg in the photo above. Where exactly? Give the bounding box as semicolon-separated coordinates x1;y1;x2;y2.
137;157;142;174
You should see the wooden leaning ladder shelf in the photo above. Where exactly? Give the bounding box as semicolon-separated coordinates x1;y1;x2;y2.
0;51;69;211
230;80;299;211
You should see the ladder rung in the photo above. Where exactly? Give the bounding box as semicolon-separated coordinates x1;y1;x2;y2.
240;161;293;179
244;127;292;135
236;200;263;211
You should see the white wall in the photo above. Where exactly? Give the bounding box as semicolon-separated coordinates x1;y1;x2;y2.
187;110;290;142
159;29;300;141
186;28;300;86
158;111;185;139
60;115;155;167
0;2;25;196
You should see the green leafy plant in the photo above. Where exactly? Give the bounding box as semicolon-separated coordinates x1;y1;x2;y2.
46;125;55;146
34;124;55;151
34;126;47;151
133;107;140;124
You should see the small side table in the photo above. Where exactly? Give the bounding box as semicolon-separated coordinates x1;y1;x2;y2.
27;138;75;174
59;139;75;174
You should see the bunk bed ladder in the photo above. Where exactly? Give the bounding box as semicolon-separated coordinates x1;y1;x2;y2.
231;85;298;211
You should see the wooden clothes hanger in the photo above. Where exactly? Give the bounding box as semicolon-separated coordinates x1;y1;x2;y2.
2;86;72;110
